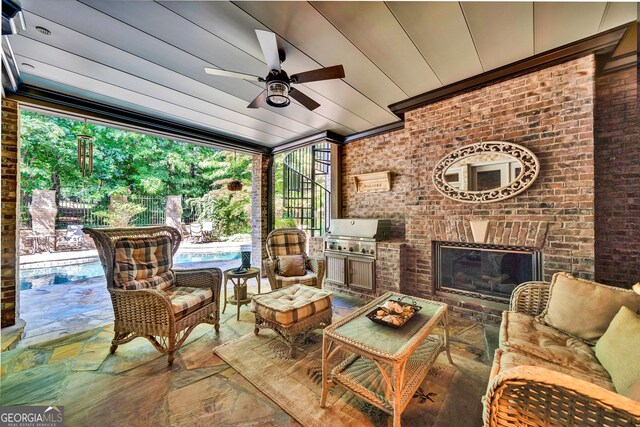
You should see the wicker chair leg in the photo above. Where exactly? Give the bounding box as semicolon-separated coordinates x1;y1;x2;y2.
167;335;176;366
254;317;262;335
110;331;129;354
289;342;296;358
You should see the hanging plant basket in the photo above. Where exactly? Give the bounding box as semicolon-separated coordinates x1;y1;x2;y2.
227;179;243;192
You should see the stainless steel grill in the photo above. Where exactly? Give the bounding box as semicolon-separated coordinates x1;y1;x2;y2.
324;219;392;292
324;218;391;258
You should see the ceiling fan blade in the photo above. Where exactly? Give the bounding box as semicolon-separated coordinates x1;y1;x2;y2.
247;91;267;109
204;67;262;81
255;29;281;72
290;65;345;84
289;88;320;111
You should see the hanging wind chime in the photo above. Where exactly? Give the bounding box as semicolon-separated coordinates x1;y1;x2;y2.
76;120;94;178
227;150;243;191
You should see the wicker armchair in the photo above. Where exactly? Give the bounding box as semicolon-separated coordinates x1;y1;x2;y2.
263;228;325;290
85;226;222;365
484;281;640;426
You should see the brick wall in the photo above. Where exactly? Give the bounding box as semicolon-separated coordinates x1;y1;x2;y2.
308;236;324;257
342;56;597;318
594;65;640;286
341;129;408;239
1;99;19;327
251;154;271;272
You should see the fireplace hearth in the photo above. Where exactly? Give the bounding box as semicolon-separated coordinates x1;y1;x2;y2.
433;241;542;303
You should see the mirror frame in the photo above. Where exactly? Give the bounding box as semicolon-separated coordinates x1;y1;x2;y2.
432;141;540;203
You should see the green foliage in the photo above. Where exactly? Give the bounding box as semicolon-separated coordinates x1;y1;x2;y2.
20;110;255;238
186;174;252;241
95;190;146;227
19;110;252;201
275;218;297;228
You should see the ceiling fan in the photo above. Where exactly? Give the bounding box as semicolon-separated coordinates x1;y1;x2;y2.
204;29;345;111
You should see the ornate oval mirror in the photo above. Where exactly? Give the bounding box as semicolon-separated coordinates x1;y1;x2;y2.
432;141;539;203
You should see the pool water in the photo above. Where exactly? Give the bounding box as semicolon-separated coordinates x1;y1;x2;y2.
19;252;241;291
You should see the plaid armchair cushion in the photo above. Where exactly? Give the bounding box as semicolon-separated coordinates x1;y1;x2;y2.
267;231;306;258
275;271;317;288
164;286;213;319
252;285;332;326
114;236;176;290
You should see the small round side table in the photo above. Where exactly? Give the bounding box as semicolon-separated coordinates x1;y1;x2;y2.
222;267;261;321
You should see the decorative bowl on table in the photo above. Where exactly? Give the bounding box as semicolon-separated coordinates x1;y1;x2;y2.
366;298;422;329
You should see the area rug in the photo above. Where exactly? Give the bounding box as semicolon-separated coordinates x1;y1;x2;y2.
214;325;491;427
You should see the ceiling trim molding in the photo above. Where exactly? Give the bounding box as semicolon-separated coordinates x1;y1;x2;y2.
9;84;270;154
599;51;638;74
388;22;632;117
271;130;344;154
343;120;405;143
270;120;405;152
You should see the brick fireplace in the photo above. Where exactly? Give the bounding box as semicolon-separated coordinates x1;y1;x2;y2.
341;56;598;323
433;241;542;303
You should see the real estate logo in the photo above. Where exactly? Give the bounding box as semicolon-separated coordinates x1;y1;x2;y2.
0;406;64;427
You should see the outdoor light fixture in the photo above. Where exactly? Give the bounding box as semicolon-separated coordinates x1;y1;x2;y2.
234;244;252;273
266;80;290;107
76;119;94;178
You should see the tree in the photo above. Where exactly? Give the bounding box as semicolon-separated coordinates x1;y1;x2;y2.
20;110;256;237
186;154;252;239
19;111;253;200
95;189;146;228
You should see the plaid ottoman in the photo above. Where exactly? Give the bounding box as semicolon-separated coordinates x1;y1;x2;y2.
252;285;332;357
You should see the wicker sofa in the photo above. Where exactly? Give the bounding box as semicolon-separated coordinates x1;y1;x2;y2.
484;275;640;426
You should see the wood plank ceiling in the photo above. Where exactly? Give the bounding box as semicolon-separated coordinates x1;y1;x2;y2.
10;1;636;149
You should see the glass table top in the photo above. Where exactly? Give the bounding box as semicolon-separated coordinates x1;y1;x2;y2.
330;295;444;356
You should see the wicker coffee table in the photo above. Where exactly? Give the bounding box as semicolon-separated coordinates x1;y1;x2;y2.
320;292;452;427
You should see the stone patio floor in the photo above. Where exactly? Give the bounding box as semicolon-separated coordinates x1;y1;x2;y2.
1;290;498;426
18;258;252;348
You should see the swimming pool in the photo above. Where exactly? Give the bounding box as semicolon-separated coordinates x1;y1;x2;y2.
19;252;241;291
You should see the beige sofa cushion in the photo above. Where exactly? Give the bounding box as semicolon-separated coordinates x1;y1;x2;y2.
491;348;616;392
595;306;640;401
538;272;640;344
500;311;611;381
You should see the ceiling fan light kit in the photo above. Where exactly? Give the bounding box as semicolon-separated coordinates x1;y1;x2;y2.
204;29;345;111
266;70;291;107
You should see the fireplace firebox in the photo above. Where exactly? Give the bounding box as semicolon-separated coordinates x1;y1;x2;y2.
433;241;542;303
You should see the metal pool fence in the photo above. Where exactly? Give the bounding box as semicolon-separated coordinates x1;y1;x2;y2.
20;194;196;229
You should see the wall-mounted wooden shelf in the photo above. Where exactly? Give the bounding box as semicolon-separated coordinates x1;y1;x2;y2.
352;171;391;193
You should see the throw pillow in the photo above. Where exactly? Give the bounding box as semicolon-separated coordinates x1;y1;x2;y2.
278;254;306;277
538;272;640;344
595;306;640;401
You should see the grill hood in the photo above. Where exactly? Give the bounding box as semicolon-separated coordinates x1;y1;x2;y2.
326;219;391;240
